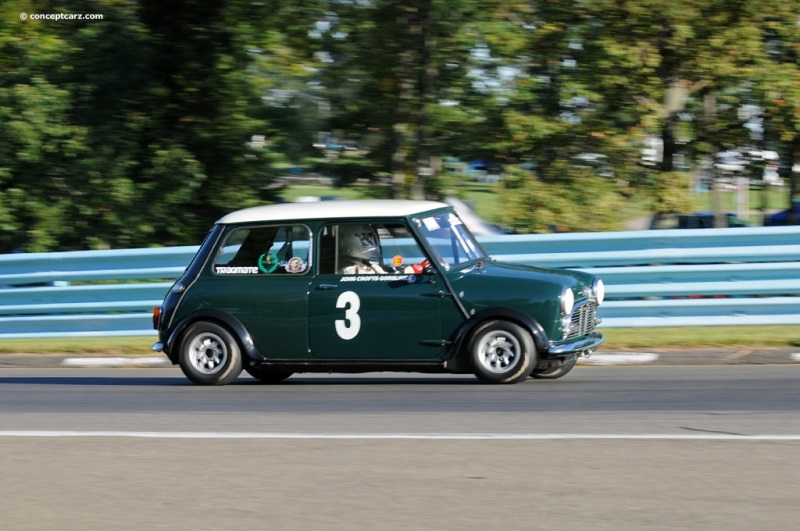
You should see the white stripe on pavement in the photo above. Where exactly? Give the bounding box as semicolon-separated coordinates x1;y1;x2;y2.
0;431;799;441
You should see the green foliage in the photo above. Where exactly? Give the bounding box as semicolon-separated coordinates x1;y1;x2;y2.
499;164;628;233
0;0;280;252
327;154;379;187
651;172;695;214
0;0;798;251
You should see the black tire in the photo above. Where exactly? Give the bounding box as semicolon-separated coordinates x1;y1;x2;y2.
532;357;577;380
245;365;293;383
469;320;536;384
178;322;243;385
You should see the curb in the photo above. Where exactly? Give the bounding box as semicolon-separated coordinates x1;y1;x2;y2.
59;356;171;368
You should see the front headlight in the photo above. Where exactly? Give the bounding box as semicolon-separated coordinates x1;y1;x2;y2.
560;286;575;315
593;278;605;305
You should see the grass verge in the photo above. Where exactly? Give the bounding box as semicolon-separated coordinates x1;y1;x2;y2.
0;337;158;356
601;325;800;350
0;326;798;356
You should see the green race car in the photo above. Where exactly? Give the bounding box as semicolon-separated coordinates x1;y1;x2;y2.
153;200;604;385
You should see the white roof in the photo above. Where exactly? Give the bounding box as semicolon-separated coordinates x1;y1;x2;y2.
217;200;449;224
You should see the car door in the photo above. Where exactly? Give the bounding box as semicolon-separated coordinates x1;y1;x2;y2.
308;222;446;361
195;223;312;359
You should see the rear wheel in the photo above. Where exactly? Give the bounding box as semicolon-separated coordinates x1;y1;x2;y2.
533;357;577;380
469;320;535;384
178;322;242;385
245;365;293;383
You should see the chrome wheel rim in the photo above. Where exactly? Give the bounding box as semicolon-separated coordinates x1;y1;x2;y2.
187;333;228;375
475;331;521;374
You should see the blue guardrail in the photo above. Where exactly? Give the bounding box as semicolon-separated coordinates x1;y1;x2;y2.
1;226;799;338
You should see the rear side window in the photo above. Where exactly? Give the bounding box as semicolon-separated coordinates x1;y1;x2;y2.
214;225;311;275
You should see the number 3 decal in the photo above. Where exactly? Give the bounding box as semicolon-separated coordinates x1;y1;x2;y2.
335;291;361;340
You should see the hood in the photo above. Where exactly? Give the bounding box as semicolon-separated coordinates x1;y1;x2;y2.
462;260;594;296
446;260;597;340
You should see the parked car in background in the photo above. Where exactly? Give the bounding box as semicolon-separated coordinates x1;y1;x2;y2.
714;149;782;186
153;200;605;385
650;211;749;230
765;199;800;226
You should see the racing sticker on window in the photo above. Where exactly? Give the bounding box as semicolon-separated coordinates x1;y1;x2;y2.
392;255;404;268
258;253;279;274
215;266;259;275
422;217;440;231
286;257;307;274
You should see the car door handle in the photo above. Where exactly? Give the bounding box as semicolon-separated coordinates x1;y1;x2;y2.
317;283;339;290
421;290;448;298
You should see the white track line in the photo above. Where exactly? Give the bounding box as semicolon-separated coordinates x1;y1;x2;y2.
791;353;800;362
0;431;799;441
60;357;170;367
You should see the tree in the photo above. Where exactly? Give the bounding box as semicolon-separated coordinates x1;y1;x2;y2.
577;0;793;222
756;5;800;222
0;1;89;251
0;0;282;251
301;0;487;198
461;0;635;231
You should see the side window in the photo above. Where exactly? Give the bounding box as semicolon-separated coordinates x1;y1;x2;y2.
318;222;426;275
214;225;311;275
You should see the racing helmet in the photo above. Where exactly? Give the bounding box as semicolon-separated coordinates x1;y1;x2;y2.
338;225;381;265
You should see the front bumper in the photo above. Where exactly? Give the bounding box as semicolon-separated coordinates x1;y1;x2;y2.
547;331;604;356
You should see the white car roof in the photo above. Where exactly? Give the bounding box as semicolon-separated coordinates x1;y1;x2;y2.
217;200;449;224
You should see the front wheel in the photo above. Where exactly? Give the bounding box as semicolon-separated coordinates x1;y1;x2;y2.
178;322;242;385
532;357;577;380
469;320;536;384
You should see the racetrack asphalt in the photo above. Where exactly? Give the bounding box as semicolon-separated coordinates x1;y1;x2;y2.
1;347;799;369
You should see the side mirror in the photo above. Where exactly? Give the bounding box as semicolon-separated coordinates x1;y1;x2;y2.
410;259;432;274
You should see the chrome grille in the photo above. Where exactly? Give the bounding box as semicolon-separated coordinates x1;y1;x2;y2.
566;300;598;338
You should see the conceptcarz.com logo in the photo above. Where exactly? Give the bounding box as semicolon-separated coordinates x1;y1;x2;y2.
20;12;104;21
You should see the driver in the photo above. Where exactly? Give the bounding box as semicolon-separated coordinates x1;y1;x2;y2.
338;225;389;274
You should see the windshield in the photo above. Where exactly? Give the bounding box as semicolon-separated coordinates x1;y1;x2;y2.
415;211;485;269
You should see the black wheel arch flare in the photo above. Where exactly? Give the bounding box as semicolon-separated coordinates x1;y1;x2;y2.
445;307;550;371
165;309;261;364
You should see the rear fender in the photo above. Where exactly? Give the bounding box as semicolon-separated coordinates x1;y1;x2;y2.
165;310;261;364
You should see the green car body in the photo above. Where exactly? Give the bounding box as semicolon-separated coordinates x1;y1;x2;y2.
153;200;604;385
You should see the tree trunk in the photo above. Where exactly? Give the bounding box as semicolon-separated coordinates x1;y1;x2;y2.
390;122;408;199
411;1;432;201
659;116;676;173
787;137;799;225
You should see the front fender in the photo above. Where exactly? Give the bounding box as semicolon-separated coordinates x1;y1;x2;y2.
164;309;262;364
445;307;551;372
